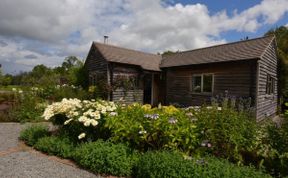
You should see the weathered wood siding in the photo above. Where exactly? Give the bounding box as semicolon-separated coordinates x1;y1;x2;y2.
113;89;143;104
84;44;108;83
256;40;278;121
110;63;144;104
164;60;257;107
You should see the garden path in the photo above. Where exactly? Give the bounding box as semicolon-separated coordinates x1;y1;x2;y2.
0;123;103;178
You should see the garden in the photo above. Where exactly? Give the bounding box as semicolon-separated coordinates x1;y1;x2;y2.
18;96;288;178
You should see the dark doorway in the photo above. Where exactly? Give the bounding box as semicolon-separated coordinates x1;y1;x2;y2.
143;74;152;104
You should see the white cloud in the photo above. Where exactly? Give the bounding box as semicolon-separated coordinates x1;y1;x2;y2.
0;39;63;73
0;0;96;43
0;0;288;74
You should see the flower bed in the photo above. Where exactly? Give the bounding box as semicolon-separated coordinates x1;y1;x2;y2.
18;99;288;177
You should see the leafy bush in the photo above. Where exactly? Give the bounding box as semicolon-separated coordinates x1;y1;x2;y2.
105;104;198;152
254;117;288;177
73;140;138;177
9;89;47;123
43;99;116;142
19;125;50;146
34;136;75;158
186;105;257;162
134;151;271;178
39;85;89;102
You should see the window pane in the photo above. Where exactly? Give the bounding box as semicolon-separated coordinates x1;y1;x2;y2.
203;74;213;93
192;76;201;93
266;75;272;94
271;78;275;94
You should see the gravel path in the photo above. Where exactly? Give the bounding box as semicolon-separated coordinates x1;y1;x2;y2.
0;123;103;178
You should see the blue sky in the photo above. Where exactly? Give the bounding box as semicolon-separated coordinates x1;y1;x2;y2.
0;0;287;74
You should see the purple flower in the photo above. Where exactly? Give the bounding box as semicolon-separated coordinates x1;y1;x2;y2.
144;114;151;118
200;140;212;148
144;114;159;120
201;140;209;147
168;117;177;124
186;112;193;117
151;114;159;120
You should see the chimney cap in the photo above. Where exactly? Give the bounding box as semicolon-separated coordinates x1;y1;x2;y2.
104;35;109;44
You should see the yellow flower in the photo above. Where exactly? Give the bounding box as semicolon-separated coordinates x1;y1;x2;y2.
163;105;179;114
142;104;152;111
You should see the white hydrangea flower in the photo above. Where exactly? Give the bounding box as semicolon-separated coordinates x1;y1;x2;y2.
90;119;98;126
42;99;117;138
84;120;91;127
78;116;88;122
64;118;73;125
78;133;86;139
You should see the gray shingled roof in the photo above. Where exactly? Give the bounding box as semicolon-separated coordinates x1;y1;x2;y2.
93;42;162;71
160;35;275;68
92;36;275;71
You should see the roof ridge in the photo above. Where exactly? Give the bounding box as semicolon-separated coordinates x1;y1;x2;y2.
93;42;161;57
259;35;276;59
163;35;275;57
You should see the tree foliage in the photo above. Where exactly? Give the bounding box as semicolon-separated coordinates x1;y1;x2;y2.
7;56;87;88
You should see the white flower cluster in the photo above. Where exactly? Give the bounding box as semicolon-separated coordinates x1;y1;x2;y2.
42;98;117;139
11;88;23;94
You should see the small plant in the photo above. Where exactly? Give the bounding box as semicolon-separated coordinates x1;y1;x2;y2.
35;136;75;158
73;140;138;177
19;125;50;146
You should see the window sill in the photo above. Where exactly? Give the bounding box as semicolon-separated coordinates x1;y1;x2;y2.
190;92;213;96
264;94;275;99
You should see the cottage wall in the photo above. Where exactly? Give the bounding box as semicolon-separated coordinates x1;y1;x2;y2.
84;44;108;84
164;60;257;107
110;63;144;104
256;41;278;121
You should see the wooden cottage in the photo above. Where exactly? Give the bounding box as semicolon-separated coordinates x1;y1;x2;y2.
84;36;278;121
84;42;163;105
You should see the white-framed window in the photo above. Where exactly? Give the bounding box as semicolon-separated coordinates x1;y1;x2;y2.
191;73;214;93
266;74;275;95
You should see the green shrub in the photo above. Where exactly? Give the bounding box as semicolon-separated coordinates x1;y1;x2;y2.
34;136;75;158
19;125;50;146
73;140;138;177
105;104;198;152
9;90;46;123
134;151;271;178
254;118;288;177
39;85;89;102
187;105;257;162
